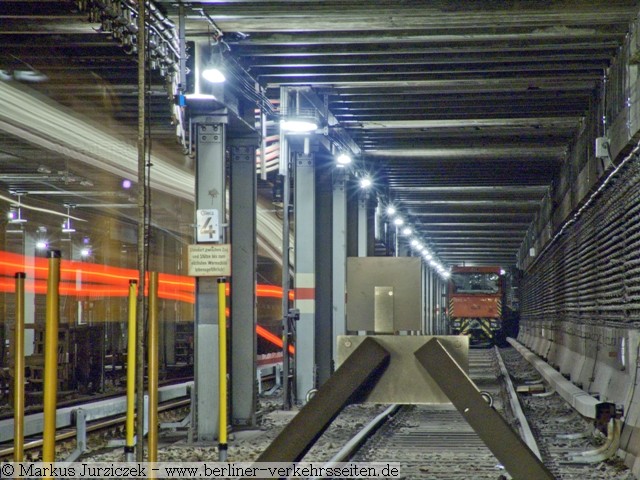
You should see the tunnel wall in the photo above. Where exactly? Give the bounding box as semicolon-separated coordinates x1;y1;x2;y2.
519;153;640;474
519;18;640;271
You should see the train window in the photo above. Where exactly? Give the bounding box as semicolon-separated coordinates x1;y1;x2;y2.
450;272;500;294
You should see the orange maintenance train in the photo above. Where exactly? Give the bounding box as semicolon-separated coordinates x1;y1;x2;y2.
448;266;504;346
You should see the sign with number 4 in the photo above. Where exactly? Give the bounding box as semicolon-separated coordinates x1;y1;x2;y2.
196;209;220;242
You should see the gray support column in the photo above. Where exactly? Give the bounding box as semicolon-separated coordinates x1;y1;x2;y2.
332;170;347;363
194;117;226;441
294;153;316;402
420;262;429;335
230;139;258;427
438;279;447;334
357;195;367;257
22;234;35;355
428;270;436;334
367;197;376;257
315;167;333;385
346;181;359;258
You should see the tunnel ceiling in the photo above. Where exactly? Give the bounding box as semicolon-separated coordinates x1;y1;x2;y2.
0;0;637;266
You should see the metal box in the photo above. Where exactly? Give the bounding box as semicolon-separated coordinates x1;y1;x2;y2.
346;257;422;332
336;335;468;404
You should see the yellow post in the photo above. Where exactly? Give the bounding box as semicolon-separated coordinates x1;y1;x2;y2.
126;280;137;460
13;272;26;462
148;272;159;462
43;250;61;462
218;277;228;461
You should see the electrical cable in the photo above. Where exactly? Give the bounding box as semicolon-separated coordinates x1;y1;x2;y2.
529;140;640;271
0;192;87;222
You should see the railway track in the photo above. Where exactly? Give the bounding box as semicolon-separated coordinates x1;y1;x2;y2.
308;346;632;479
499;347;631;480
349;348;514;479
0;382;193;460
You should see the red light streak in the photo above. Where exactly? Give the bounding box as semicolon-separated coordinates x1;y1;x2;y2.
0;250;294;353
256;325;295;354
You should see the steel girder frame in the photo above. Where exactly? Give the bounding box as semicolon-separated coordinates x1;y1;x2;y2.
194;117;226;441
230;138;259;427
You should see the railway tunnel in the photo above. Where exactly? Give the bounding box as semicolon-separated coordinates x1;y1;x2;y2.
1;0;640;478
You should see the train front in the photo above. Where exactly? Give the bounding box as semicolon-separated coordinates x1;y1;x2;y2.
448;266;503;347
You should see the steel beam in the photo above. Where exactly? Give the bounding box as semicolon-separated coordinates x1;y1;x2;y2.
252;338;390;463
357;194;367;256
315;167;333;385
332;170;347;364
230;138;258;427
414;339;556;480
346;180;359;257
294;153;316;402
194;116;227;441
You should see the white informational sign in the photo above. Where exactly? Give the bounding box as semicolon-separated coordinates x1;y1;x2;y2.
196;209;220;242
188;244;231;277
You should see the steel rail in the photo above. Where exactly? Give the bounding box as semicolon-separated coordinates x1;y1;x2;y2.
494;346;543;460
0;397;190;458
0;382;192;444
320;404;400;470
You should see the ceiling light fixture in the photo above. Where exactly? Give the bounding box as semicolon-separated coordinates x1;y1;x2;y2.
360;177;372;189
8;192;27;224
336;153;352;165
386;205;396;216
402;227;412;236
280;118;318;133
202;37;226;84
393;217;404;226
202;67;226;84
62;204;76;233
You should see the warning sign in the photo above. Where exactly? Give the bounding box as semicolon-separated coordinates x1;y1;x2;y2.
188;244;231;277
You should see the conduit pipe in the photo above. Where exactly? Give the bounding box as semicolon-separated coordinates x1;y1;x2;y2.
135;0;147;462
568;419;621;463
